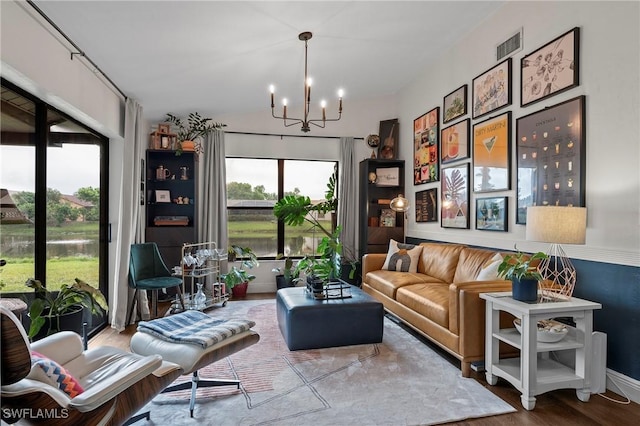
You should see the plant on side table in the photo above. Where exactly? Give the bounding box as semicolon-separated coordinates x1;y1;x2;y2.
221;245;259;298
25;277;108;341
164;112;226;155
497;250;548;302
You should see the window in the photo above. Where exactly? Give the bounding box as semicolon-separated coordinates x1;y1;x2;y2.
226;158;337;258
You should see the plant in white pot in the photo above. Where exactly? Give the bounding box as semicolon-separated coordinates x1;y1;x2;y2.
165;112;226;155
497;250;548;302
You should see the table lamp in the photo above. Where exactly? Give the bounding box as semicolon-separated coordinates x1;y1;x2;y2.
390;194;410;244
525;206;587;300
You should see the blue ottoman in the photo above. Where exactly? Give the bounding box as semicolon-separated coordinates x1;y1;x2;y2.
276;285;384;350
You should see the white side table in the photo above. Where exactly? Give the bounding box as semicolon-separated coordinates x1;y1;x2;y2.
480;292;601;410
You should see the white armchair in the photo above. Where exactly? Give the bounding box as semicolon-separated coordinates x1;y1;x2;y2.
1;306;182;425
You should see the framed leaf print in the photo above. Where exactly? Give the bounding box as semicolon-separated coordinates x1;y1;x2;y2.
441;163;470;229
473;112;511;192
441;119;470;164
413;107;439;185
472;58;512;119
515;95;586;224
521;27;580;107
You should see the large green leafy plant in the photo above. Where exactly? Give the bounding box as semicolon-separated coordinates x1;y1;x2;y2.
25;278;108;339
273;166;354;283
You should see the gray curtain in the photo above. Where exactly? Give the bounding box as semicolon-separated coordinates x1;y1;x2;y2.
197;129;228;250
112;98;148;331
338;136;358;262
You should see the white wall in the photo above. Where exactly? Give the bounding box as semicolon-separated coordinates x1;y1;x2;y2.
1;0;126;309
397;1;640;267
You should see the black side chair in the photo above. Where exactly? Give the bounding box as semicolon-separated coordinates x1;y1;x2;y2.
127;242;183;323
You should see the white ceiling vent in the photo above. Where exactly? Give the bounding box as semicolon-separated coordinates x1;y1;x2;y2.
496;28;523;61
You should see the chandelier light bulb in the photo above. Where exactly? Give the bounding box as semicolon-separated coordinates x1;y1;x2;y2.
269;85;275;94
282;98;288;106
320;100;326;108
338;89;344;98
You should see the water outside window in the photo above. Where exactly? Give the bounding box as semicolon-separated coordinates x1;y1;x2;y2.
226;158;335;257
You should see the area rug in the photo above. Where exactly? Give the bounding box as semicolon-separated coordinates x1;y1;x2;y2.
139;299;515;425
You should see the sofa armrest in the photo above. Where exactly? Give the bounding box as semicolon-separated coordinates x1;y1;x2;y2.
362;254;387;280
449;280;512;346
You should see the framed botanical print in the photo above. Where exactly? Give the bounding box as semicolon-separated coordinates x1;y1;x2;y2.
441;119;470;164
472;58;512;119
476;196;508;232
415;188;438;223
443;84;467;123
473;112;511;192
521;27;580;107
441;163;470;229
413;107;440;185
515;95;586;224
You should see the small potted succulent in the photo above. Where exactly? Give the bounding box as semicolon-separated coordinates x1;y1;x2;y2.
221;245;259;298
497;250;548;302
164;112;226;155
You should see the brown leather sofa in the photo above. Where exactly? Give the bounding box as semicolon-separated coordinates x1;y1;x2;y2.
362;242;514;377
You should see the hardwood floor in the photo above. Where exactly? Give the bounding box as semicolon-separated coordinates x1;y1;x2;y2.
91;294;640;425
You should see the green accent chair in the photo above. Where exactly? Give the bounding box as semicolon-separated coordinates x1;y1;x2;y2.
127;242;183;323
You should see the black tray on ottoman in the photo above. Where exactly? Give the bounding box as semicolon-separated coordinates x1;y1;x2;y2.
276;284;384;350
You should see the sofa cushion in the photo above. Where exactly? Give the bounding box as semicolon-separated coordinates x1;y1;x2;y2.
396;283;450;329
365;270;442;299
476;253;503;281
417;243;465;283
452;247;502;283
382;240;423;272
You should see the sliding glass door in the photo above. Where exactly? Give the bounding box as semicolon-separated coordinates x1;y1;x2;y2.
0;79;108;335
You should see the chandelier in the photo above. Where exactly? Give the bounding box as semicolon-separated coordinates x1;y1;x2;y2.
269;32;343;132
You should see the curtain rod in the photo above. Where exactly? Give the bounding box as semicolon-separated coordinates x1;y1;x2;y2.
26;1;128;101
225;131;363;140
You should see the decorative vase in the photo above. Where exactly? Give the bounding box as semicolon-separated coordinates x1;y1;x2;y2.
194;283;207;310
306;275;324;294
231;282;249;298
180;140;195;152
512;277;539;302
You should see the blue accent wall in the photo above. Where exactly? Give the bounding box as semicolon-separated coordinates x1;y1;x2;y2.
407;237;640;380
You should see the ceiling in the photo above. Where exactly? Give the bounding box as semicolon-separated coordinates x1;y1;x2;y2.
31;1;504;123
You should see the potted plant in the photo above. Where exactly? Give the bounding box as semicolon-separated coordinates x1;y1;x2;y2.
273;166;356;288
221;245;259;298
497;250;548;302
271;254;301;290
24;277;108;341
164;112;226;155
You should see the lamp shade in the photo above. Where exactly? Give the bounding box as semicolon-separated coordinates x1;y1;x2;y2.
390;195;410;212
526;206;587;245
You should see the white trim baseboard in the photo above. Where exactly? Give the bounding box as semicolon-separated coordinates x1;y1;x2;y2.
606;369;640;404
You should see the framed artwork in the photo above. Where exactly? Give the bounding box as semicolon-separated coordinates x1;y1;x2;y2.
375;167;400;187
441;163;470;229
378;118;399;159
472;58;512;119
155;190;171;203
473;112;511;192
380;209;396;227
415;188;438;223
158;123;171;134
413;107;440;185
521;27;580;107
443;84;467;123
476;197;508;232
515;95;586;224
441;119;470;164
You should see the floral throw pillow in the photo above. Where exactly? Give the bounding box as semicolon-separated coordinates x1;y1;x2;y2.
29;351;84;398
382;240;423;273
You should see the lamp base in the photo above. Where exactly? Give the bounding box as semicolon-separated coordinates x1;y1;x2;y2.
539;244;575;301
